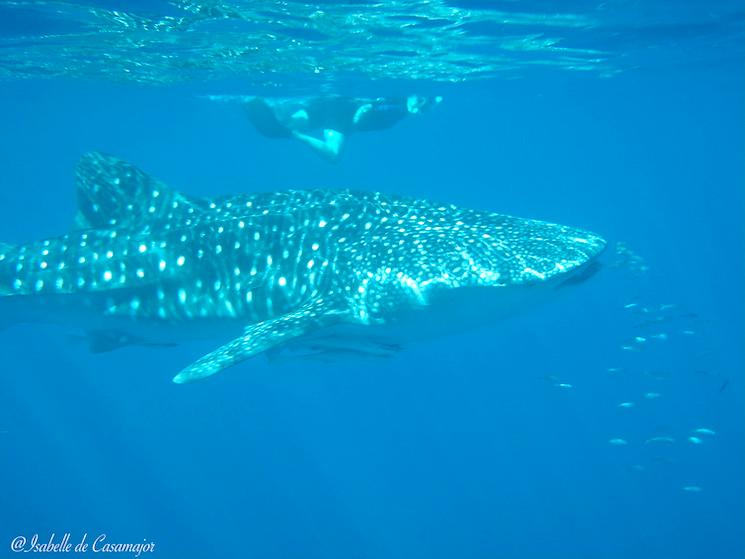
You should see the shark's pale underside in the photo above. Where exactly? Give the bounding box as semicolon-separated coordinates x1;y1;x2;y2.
0;153;605;383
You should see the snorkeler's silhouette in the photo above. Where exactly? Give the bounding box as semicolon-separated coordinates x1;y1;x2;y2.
238;94;442;160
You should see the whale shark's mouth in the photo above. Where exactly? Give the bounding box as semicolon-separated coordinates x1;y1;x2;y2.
555;259;604;290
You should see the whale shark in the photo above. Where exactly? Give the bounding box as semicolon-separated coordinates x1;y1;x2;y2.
0;152;606;383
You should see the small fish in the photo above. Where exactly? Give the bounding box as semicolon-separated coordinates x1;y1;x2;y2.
681;330;696;335
623;302;639;309
687;436;703;445
621;345;637;351
555;383;573;389
645;436;675;445
643;392;661;399
618;402;635;409
634;336;647;344
682;485;703;493
609;438;628;446
607;367;624;373
659;304;677;311
691;428;716;436
650;333;668;341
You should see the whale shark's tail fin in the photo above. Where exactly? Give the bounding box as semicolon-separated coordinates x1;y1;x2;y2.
73;152;204;230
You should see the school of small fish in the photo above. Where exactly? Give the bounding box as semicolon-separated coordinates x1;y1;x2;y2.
609;294;722;493
553;246;723;494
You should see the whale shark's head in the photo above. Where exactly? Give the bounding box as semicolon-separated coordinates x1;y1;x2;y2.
357;200;606;325
437;210;605;289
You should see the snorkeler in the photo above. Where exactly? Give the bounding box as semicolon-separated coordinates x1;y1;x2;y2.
206;94;443;160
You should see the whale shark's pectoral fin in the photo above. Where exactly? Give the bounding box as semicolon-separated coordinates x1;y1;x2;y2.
172;300;345;384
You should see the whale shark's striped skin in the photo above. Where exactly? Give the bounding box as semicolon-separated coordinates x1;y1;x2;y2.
0;153;605;383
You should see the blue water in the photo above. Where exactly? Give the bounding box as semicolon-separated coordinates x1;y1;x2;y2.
1;3;744;558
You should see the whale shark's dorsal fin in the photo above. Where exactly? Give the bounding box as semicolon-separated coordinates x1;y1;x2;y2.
73;152;202;230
